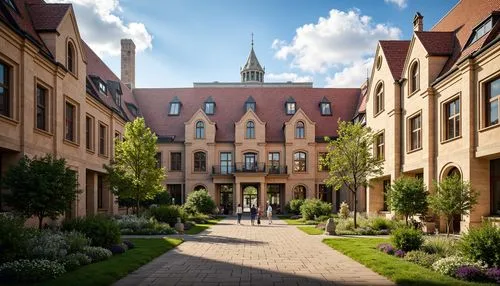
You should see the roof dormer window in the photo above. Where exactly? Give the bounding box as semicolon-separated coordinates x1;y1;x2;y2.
204;102;214;114
98;81;106;94
286;97;296;115
321;103;332;115
467;17;494;46
169;96;181;116
245;96;256;112
114;93;121;106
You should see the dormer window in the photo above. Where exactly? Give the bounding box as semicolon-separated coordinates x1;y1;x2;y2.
169;102;180;115
467;17;493;46
205;102;215;115
321;103;331;115
246;102;256;112
114;93;121;106
98;81;106;94
286;102;296;115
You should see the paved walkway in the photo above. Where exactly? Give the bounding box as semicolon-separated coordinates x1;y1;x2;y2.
115;217;393;286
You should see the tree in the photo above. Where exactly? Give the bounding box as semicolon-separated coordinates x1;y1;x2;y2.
2;154;80;229
105;117;166;214
428;174;479;236
323;120;383;228
388;176;428;226
183;189;216;214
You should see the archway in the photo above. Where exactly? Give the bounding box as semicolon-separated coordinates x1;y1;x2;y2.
242;186;258;212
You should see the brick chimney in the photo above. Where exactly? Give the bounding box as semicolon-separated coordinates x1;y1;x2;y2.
121;39;135;89
413;12;423;32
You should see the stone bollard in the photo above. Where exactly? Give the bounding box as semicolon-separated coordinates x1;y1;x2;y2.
325;218;336;235
175;217;184;234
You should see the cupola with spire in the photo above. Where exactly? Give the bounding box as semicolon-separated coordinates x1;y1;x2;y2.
240;33;265;83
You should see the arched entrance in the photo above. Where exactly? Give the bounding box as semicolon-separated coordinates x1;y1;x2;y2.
293;185;307;200
242;186;258;212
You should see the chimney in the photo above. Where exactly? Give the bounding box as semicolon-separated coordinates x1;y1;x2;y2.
413;12;423;32
121;39;135;89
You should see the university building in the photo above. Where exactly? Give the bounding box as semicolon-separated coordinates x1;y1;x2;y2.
0;0;366;217
365;0;500;232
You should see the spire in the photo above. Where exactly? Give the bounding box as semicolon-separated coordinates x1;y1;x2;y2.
241;34;265;83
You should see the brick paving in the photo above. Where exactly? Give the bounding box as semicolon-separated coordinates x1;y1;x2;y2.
115;217;393;286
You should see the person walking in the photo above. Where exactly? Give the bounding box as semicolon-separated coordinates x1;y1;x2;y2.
236;203;243;225
250;205;257;226
257;206;262;226
267;204;273;224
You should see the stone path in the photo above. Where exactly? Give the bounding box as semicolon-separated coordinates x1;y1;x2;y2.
115;217;393;286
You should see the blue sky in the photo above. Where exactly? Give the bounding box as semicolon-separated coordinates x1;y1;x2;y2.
51;0;458;88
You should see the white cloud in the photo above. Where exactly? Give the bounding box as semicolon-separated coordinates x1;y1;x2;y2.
325;58;373;88
384;0;408;9
46;0;153;56
266;73;313;83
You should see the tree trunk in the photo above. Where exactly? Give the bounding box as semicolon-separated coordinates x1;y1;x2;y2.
353;191;358;228
38;216;43;230
405;215;409;226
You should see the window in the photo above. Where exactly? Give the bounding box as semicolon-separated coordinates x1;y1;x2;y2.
245;102;255;112
67;42;75;73
195;121;204;139
220;152;232;174
114;93;121;106
246;121;255;139
169;102;180;115
268;152;280;173
170;152;182;171
295;121;305;138
65;102;76;142
204;102;214;115
114;131;121;140
318;152;329;171
97;175;103;209
293;185;306;200
321;103;331;115
155;152;162;168
376;55;382;70
98;81;106;94
445;97;460;140
244;153;257;171
286;102;296;115
36;85;47;131
486;77;500;127
410;62;419;94
376;132;385;160
98;123;107;156
409;114;422;151
194;152;206;172
375;83;384;114
469;17;493;45
293;152;306;172
0;61;11;117
383;179;391;211
85;115;94;150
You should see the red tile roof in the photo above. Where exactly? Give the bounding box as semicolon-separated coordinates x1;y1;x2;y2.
133;87;361;142
27;3;70;31
379;40;411;80
415;32;455;56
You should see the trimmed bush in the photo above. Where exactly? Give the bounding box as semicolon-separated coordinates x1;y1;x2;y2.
432;256;485;277
25;230;68;260
82;246;112;262
391;227;424;252
459;223;500;267
183;189;216;214
0;259;65;283
109;244;127;255
486;268;500;284
63;231;90;254
285;199;304;215
421;236;457;257
339;201;349;219
369;217;394;231
455;266;487;282
404;250;441;268
300;199;332;220
62;215;120;248
0;214;33;263
115;215;175;235
150;205;187;227
123;240;135;249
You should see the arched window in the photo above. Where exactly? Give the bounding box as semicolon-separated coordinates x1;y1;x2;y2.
375;82;384;114
295;121;305;138
447;167;461;179
293;152;307;172
195;121;204;139
194;185;205;192
193;152;206;172
246;121;255;139
293;185;307;199
67;42;75;73
410;62;419;93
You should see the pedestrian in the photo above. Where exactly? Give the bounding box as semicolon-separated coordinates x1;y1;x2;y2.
257;206;262;226
250;205;257;226
236;203;243;225
267;204;273;224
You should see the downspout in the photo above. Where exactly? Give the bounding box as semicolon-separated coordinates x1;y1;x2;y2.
399;78;406;176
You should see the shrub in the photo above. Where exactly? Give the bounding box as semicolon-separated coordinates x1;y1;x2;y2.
0;259;65;283
421;236;458;257
394;249;406;258
404;250;441;268
316;215;334;222
63;231;90;254
82;246;112;262
300;199;332;220
183;190;216;214
109;244;126;255
187;213;211;224
285;199;304;215
0;214;33;262
432;256;485;277
455;266;487;282
369;217;394;231
25;230;68;260
377;243;395;255
486;268;500;284
339;202;349;219
459;223;500;267
61;253;91;271
62;215;120;248
115;215;154;231
123;240;135;249
391;227;424;252
150;205;187;227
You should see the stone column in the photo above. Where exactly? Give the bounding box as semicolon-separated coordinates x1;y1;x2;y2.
235;182;241;214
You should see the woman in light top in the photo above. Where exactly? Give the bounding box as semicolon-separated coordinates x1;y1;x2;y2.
267;204;273;224
236;203;243;225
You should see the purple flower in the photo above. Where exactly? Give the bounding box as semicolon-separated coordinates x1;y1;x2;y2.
486;268;500;284
394;249;406;258
109;244;126;255
455;266;486;282
377;243;395;255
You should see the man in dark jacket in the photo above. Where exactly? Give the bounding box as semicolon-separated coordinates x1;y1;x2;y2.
250;205;257;226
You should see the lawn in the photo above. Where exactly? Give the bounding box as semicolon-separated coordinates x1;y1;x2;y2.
298;226;324;235
37;238;182;286
277;215;317;225
185;217;224;235
323;238;494;286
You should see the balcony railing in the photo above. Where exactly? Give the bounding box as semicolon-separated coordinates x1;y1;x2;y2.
211;164;288;175
212;165;234;175
267;165;288;175
234;162;266;173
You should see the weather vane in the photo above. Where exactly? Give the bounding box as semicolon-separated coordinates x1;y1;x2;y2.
251;32;254;47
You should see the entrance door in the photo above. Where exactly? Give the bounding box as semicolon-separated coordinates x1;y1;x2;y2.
244;153;257;172
242;186;258;212
267;184;283;214
219;184;233;215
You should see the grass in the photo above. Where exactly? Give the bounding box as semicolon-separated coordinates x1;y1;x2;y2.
185;217;224;235
37;238;182;286
277;215;317;225
323;238;495;286
298;226;324;235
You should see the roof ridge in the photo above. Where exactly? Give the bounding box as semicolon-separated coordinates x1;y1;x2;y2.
431;0;463;31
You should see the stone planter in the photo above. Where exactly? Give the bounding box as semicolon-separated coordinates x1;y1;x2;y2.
421;222;436;234
175;217;184;234
324;218;336;235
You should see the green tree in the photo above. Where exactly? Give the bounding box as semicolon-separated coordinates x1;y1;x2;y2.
183;189;216;214
2;154;80;229
105;117;166;214
388;176;428;226
322;121;383;228
428;174;479;236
